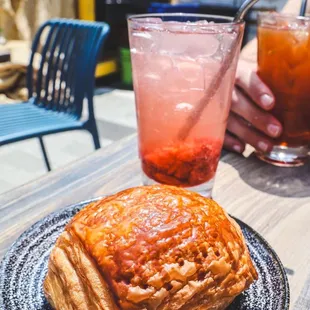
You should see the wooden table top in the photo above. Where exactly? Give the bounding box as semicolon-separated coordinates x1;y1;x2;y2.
1;133;310;309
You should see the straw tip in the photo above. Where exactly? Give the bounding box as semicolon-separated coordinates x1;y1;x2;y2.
300;0;308;16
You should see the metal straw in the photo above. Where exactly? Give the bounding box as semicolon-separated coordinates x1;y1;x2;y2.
234;0;260;22
177;0;260;141
300;0;308;16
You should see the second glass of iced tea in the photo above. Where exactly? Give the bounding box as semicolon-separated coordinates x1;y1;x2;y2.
257;13;310;166
128;14;244;196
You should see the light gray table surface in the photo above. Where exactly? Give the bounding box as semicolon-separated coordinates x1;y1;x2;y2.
1;127;310;309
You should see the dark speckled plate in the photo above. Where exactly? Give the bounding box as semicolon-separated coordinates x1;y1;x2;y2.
0;198;290;310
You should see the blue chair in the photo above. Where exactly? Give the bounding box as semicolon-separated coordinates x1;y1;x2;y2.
0;19;110;171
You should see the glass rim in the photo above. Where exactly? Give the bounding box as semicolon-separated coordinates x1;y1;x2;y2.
258;11;310;22
128;13;245;27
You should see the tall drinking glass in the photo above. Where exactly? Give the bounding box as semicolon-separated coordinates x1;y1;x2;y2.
128;14;244;196
257;13;310;166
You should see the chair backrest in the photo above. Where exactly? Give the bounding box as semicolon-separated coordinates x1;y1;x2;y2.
27;19;110;119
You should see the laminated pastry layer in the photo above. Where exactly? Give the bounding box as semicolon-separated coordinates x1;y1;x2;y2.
66;185;258;310
44;230;118;310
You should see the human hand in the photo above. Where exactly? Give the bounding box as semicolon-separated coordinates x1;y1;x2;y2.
224;59;283;154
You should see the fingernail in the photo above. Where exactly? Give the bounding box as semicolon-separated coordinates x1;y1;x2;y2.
233;145;242;153
258;141;269;152
267;124;281;137
260;94;274;108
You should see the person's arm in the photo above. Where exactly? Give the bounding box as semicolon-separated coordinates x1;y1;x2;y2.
281;0;309;15
224;59;281;154
224;0;310;153
241;0;310;62
224;0;310;154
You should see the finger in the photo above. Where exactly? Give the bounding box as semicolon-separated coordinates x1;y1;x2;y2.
235;59;275;111
231;88;282;138
223;132;245;154
227;113;274;153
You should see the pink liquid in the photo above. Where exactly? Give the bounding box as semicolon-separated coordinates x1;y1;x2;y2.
130;23;241;187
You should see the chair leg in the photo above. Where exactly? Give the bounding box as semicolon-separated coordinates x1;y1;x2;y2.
89;122;101;150
39;136;51;172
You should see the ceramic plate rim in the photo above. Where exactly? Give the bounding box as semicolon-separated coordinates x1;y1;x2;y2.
0;197;290;310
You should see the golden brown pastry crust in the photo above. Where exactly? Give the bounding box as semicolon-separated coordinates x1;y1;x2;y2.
44;185;257;310
44;230;118;310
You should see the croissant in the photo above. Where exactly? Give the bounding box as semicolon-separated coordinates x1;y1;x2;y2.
44;185;257;310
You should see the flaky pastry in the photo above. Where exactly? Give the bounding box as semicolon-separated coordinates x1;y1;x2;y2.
44;185;257;310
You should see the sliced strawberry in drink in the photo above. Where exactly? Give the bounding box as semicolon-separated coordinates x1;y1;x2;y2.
141;139;222;187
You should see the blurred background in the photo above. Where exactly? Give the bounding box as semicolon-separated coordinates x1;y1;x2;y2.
0;0;287;194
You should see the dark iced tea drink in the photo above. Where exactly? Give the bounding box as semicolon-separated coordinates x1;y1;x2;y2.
257;13;310;166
